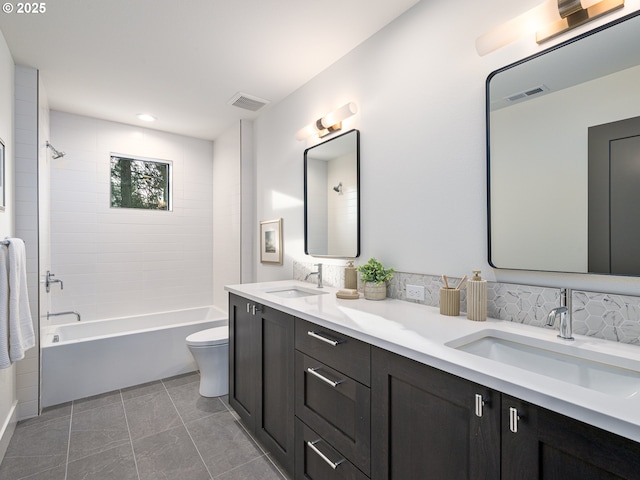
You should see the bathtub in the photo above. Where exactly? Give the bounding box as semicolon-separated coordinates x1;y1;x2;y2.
41;306;227;407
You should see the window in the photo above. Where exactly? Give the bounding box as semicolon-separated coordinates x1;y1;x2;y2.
110;154;171;210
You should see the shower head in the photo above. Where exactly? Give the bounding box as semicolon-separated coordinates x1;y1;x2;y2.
46;141;65;159
333;182;342;193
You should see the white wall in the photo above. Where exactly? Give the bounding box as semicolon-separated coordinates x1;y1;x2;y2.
0;28;15;462
253;0;640;295
212;122;241;310
49;111;214;322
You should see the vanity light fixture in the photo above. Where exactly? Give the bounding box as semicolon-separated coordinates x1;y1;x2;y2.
476;0;624;56
137;113;156;122
296;102;358;141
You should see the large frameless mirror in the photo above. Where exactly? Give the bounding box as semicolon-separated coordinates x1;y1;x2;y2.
487;10;640;275
304;129;360;258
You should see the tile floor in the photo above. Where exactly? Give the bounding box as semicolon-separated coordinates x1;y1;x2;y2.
0;372;290;480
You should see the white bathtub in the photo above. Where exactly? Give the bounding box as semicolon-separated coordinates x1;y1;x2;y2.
41;306;227;407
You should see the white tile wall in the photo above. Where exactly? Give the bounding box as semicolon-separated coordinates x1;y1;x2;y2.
49;112;214;322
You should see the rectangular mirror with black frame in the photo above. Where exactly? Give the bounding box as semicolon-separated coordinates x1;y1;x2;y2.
487;10;640;275
304;129;360;258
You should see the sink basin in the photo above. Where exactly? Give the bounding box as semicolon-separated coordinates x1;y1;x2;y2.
447;330;640;399
265;286;327;298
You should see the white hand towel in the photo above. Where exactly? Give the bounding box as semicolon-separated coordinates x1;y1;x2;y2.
0;246;10;369
3;238;35;366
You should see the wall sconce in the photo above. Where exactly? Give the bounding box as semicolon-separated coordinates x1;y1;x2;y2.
296;102;358;141
476;0;624;56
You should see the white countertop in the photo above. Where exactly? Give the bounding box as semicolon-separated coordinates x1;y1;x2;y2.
225;280;640;443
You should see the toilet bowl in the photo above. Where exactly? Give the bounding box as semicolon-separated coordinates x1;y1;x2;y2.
186;326;229;397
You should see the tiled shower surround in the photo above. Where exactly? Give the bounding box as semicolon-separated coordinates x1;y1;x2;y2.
294;261;640;346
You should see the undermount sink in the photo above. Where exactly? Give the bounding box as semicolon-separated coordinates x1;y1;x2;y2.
446;330;640;399
265;286;328;298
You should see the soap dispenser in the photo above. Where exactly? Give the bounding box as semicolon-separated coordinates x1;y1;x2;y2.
345;260;357;290
466;270;487;321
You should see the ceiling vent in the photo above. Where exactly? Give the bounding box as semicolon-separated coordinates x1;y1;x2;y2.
228;92;270;112
505;84;550;102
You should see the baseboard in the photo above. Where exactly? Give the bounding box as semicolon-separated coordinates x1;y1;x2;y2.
0;401;18;463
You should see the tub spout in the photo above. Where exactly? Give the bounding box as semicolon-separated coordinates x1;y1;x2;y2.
47;311;81;322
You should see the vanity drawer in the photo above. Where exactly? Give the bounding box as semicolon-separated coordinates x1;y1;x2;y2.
295;351;371;476
296;419;369;480
295;318;370;386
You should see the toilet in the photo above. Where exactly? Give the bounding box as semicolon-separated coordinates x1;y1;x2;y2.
186;326;229;397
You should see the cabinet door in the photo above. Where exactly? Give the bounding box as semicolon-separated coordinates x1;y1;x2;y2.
228;293;259;430
371;347;500;480
255;305;295;475
502;394;640;480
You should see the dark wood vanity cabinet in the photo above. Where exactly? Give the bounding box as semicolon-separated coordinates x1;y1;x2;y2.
371;346;640;480
371;346;501;479
228;293;295;475
501;394;640;480
229;293;640;479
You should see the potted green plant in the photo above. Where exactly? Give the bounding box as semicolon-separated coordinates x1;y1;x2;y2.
357;257;394;300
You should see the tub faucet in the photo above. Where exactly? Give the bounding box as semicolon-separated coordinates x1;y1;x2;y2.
305;263;323;288
546;288;573;341
45;271;63;293
47;311;81;322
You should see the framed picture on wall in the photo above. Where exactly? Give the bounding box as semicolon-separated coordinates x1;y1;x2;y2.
260;218;283;264
0;138;5;212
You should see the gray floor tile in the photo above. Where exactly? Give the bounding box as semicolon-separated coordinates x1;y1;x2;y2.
18;402;71;428
121;380;164;400
0;374;289;480
162;371;200;389
66;444;138;480
68;401;130;462
133;425;211;480
186;411;263;478
73;389;122;414
123;389;182;440
166;380;227;423
0;416;70;479
215;455;286;480
20;464;67;480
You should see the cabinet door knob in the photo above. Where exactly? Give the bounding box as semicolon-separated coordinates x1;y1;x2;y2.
251;304;262;315
307;440;345;470
509;407;520;433
307;330;341;346
307;367;343;387
475;394;486;417
246;302;251;313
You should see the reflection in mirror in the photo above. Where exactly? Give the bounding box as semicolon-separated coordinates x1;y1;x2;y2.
487;10;640;275
304;129;360;258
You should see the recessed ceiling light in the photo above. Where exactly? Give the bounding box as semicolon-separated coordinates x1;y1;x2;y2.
137;114;156;122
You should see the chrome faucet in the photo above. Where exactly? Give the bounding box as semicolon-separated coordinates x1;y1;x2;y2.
47;311;81;322
546;288;574;340
45;271;63;293
305;263;323;288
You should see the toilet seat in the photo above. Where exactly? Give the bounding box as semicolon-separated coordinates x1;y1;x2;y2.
186;326;228;347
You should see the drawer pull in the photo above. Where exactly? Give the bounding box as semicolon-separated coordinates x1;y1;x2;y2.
307;367;343;387
307;440;345;470
307;330;342;346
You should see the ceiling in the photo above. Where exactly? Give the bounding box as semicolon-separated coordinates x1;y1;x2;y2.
0;0;419;140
